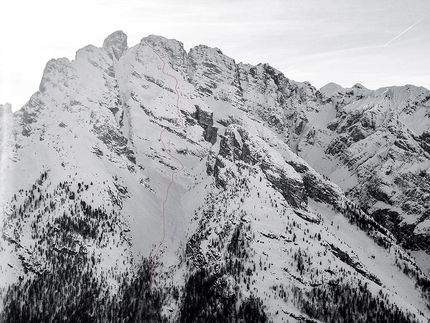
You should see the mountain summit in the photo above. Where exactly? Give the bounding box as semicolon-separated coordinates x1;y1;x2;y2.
103;30;128;60
0;31;429;322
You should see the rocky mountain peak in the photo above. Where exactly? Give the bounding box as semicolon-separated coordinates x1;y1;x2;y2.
102;30;128;60
141;34;188;73
38;57;73;93
352;83;366;89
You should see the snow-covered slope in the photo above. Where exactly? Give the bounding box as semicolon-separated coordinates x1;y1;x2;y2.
0;31;429;322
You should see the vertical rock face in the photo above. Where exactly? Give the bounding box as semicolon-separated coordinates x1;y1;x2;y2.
187;45;240;99
193;106;218;144
1;32;430;323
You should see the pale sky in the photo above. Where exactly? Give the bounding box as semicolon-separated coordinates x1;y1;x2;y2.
1;0;429;111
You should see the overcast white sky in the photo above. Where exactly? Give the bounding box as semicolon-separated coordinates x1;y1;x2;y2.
1;0;429;111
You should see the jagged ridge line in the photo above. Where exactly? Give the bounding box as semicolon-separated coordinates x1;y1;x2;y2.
144;41;185;292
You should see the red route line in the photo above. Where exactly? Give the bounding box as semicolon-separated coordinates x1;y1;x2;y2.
144;41;185;292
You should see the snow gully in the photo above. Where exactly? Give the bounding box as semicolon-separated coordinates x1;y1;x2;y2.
144;41;185;292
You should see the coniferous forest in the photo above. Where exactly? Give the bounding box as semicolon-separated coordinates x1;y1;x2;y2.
0;170;428;322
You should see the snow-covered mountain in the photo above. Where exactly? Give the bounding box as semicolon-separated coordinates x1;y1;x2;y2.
0;31;429;322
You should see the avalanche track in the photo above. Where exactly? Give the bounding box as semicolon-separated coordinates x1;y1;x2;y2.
144;41;185;291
